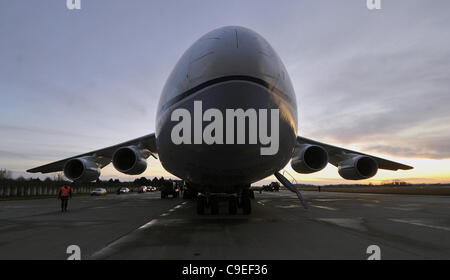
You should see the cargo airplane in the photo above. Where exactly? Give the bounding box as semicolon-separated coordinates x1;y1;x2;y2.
28;26;413;215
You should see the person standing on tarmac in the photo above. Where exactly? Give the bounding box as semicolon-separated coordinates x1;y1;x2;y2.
58;185;72;212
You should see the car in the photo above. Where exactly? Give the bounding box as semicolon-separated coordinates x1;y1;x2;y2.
160;182;180;198
91;188;107;196
118;187;130;194
138;186;148;193
150;187;157;192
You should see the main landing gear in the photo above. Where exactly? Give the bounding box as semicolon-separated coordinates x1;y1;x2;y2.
196;189;253;215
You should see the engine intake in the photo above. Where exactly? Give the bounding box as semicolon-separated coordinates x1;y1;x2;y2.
338;155;378;180
63;157;101;182
112;146;148;175
291;144;328;174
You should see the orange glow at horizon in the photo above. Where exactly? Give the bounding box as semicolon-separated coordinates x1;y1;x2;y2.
97;154;450;185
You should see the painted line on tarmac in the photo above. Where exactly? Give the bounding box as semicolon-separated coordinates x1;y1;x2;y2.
389;218;450;232
90;202;184;259
385;207;420;211
161;202;185;216
138;219;159;230
90;218;160;259
310;205;338;211
317;218;366;232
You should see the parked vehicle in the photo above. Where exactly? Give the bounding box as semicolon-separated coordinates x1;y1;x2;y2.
91;188;107;196
138;186;148;193
160;181;180;198
118;187;130;194
263;182;280;192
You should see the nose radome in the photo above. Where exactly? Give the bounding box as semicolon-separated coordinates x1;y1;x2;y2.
187;26;282;86
158;26;296;117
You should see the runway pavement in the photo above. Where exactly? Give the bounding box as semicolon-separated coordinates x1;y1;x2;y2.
0;190;449;259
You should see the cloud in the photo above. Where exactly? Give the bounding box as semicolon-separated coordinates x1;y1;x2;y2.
364;135;450;159
289;2;450;159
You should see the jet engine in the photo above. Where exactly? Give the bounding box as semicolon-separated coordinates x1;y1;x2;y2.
338;155;378;180
112;146;148;175
291;144;328;174
63;157;101;182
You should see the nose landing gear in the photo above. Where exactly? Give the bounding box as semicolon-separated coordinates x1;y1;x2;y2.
240;189;252;215
228;195;238;215
197;194;206;215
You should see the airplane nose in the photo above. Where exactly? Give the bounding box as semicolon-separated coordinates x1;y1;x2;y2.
156;26;298;187
157;26;296;119
186;26;282;88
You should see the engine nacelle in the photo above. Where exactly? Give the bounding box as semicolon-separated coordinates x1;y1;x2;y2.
291;144;328;174
112;146;148;175
63;157;101;182
338;155;378;180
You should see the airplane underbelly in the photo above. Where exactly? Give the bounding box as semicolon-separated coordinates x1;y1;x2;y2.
156;79;297;188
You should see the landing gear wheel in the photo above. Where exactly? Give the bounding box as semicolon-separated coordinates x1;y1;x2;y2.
197;195;206;215
228;196;237;215
250;190;255;199
241;191;252;215
210;196;219;215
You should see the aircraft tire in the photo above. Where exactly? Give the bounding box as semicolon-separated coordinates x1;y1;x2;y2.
242;192;251;215
228;196;237;215
210;196;219;215
197;195;206;215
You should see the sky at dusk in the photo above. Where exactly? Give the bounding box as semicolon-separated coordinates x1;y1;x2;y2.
1;0;449;185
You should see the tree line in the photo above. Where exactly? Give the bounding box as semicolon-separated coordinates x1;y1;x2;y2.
0;169;182;190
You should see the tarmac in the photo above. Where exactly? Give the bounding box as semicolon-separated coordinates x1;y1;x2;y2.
0;190;449;259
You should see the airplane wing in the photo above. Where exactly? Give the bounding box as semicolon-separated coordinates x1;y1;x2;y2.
297;136;413;171
27;133;157;174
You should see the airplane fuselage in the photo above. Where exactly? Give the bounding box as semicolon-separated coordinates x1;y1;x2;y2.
155;26;298;191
